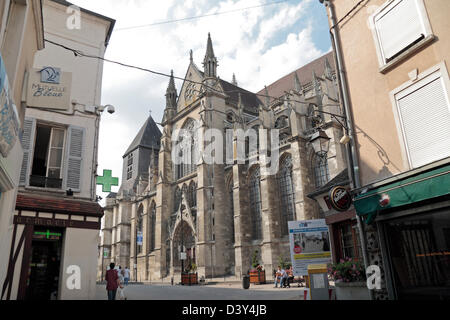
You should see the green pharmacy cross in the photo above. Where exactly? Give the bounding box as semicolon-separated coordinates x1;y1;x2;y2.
34;230;62;239
96;169;119;192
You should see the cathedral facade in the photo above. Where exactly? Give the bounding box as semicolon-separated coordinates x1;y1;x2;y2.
98;34;348;282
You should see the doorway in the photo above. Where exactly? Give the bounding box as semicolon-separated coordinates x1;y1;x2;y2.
25;227;63;300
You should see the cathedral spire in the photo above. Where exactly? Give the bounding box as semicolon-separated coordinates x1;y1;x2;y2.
232;73;237;86
293;72;302;93
163;70;177;124
264;85;271;107
203;33;218;78
165;70;177;109
324;57;333;79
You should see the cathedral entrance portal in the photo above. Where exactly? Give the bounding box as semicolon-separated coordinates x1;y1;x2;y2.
172;220;196;274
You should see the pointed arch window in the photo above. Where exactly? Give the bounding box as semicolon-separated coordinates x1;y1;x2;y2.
137;205;144;255
249;167;262;240
150;202;156;251
277;155;296;235
174;186;182;213
313;153;330;188
175;119;198;180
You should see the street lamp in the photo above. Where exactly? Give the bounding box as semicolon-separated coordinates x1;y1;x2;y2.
309;128;331;157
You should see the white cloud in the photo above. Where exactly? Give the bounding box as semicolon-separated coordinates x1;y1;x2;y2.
69;0;327;200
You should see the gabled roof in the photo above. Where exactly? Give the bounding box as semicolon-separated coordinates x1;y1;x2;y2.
197;70;262;115
257;51;335;104
123;116;161;157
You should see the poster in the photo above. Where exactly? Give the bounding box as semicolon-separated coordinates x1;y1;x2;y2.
288;219;331;276
0;53;19;157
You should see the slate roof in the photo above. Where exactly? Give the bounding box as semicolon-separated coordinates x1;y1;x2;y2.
196;70;262;115
16;194;103;217
106;192;117;199
123;116;162;157
307;169;350;199
219;79;262;115
257;52;336;104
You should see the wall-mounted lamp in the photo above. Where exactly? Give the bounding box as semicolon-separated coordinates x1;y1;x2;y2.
310;128;331;157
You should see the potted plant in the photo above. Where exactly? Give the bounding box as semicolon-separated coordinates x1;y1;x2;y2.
249;250;266;284
328;257;370;300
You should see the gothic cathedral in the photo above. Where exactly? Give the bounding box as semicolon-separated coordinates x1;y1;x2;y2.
99;34;347;282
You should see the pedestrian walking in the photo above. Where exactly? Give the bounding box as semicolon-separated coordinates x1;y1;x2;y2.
105;262;119;300
279;267;287;288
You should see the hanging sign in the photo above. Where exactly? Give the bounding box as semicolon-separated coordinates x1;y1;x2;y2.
0;54;20;157
27;67;72;110
328;186;352;212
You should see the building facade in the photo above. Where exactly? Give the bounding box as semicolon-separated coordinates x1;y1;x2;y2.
323;0;450;299
99;35;349;283
0;0;44;300
2;0;114;300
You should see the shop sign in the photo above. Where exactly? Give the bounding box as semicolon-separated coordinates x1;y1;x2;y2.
27;67;72;110
329;186;352;212
0;54;20;157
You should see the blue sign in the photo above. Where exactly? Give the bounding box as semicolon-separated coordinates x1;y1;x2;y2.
137;231;143;245
0;54;19;157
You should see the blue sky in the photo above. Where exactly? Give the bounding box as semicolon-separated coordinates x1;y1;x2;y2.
68;0;331;201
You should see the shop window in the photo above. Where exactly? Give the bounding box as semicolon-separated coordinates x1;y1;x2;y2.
335;221;361;262
384;210;450;299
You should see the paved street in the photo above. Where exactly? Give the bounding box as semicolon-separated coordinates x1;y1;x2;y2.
95;282;307;300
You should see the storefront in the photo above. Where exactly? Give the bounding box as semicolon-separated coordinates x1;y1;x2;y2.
308;170;362;263
354;159;450;300
1;194;103;300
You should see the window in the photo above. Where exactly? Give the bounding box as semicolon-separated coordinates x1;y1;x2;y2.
29;124;65;189
392;65;450;168
127;153;133;180
249;167;262;240
277;155;296;235
174;119;198;179
313;153;330;188
335;221;362;262
371;0;434;68
150;202;156;252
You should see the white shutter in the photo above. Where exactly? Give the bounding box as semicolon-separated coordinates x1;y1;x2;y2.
65;126;84;191
19;118;36;186
397;75;450;168
376;0;424;61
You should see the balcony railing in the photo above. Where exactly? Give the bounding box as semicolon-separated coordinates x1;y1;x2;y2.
29;175;62;189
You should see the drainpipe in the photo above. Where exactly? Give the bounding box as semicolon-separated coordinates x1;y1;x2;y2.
320;0;373;299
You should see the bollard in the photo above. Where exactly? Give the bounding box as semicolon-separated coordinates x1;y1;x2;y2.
242;275;250;289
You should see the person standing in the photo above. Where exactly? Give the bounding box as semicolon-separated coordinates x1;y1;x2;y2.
273;266;282;288
105;263;119;300
124;266;130;286
279;267;287;288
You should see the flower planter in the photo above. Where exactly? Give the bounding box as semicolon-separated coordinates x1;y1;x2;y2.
181;272;198;285
249;270;266;284
334;281;370;300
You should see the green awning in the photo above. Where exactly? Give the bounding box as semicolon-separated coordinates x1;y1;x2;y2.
354;164;450;224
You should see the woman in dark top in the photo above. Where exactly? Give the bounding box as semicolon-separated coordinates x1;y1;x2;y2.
105;263;119;300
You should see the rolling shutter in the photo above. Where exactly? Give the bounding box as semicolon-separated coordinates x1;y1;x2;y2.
65;126;84;191
397;75;450;168
375;0;424;61
19;118;36;186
